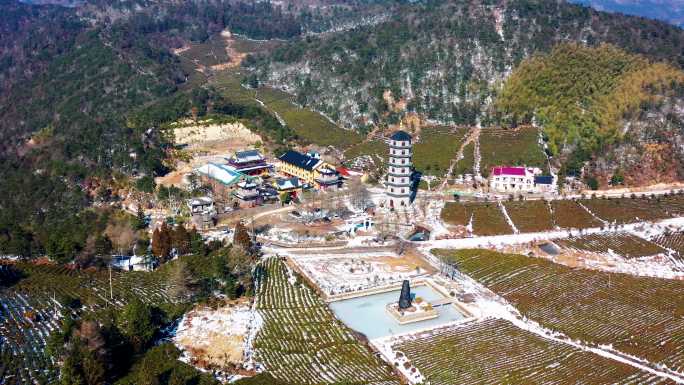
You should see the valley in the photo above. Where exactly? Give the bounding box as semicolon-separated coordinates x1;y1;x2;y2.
3;0;684;384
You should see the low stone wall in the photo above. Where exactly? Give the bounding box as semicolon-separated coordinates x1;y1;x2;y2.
325;279;428;303
386;303;439;325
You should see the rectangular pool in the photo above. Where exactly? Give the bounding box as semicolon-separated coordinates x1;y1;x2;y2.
329;285;467;340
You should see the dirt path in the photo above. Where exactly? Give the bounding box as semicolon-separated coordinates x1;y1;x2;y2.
440;126;480;191
473;128;481;177
211;30;247;70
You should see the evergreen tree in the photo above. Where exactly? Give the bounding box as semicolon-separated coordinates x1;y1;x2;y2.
189;227;206;256
167;259;196;302
171;226;191;255
94;235;112;257
136;206;147;230
118;300;156;353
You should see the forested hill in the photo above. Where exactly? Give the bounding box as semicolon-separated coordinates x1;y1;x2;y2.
0;0;397;259
0;0;396;165
250;0;684;133
498;44;684;187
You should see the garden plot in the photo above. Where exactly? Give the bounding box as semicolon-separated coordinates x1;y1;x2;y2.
580;196;678;224
469;203;512;236
290;253;431;297
440;202;513;236
253;258;398;385
0;262;172;385
479;127;547;177
504;200;554;233
412;126;468;177
175;300;262;376
450;142;475;181
550;200;603;229
436;249;684;374
390;318;658;385
556;232;667;259
255;87;363;149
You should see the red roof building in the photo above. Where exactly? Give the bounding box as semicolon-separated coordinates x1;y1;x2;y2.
491;166;527;176
336;166;351;177
489;166;537;193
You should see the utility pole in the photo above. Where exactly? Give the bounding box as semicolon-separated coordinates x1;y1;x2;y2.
251;214;256;244
108;264;113;300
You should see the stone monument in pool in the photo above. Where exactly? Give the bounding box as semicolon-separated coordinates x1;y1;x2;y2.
387;280;438;324
399;280;412;309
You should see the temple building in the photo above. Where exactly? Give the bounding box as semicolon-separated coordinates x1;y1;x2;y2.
233;180;261;207
386;131;413;209
315;165;342;190
195;163;244;193
228;150;271;176
277;150;341;190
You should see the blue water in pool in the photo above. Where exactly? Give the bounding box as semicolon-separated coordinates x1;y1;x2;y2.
329;285;466;339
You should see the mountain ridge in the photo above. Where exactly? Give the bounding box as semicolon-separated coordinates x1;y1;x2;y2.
570;0;684;28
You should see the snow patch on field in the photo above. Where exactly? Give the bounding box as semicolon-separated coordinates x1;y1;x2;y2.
499;201;518;234
174;301;263;381
422;217;684;280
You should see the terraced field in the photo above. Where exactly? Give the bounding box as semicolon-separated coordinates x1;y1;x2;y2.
344;140;387;165
657;194;684;214
443;196;684;237
413;127;468;177
452;141;475;178
178;34;231;68
557;232;667;258
580;196;678;224
0;262;172;385
212;69;262;107
344;127;468;176
436;249;684;372
504;200;554;232
253;258;398;385
440;202;513;236
394;319;658;384
479;127;547;177
255;87;363;148
550;200;602;229
211;67;362;149
651;231;684;267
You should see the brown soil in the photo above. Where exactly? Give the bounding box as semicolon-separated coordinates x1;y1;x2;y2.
376;251;436;274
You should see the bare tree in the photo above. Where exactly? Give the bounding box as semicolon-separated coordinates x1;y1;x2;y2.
105;222;138;255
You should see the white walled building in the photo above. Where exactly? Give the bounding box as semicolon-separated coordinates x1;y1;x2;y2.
489;166;554;193
386;131;413;208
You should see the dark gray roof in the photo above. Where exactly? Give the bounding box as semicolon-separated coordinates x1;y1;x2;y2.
278;150;321;171
275;177;301;189
390;130;412;141
236;149;261;158
534;175;554;185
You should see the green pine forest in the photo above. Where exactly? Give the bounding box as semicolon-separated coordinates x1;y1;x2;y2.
497;43;684;173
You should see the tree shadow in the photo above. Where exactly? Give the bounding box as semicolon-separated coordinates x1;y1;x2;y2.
0;264;26;288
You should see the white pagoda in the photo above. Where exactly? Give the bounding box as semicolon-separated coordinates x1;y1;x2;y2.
386;130;413;209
